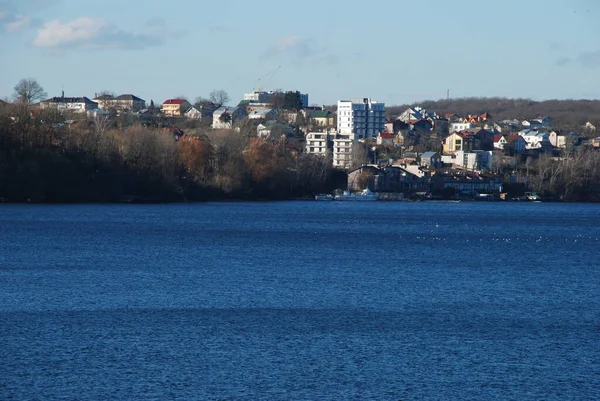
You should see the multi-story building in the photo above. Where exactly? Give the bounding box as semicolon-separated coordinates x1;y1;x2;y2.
243;90;309;108
161;99;192;117
333;98;385;169
337;98;385;140
243;91;273;103
93;94;146;113
305;129;333;156
39;93;98;113
333;134;356;168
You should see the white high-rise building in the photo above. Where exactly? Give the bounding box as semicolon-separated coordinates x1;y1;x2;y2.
333;98;385;168
337;98;385;140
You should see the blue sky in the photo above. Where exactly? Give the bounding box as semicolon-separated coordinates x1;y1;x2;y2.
1;0;598;106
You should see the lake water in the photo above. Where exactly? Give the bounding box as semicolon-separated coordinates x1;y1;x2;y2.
1;201;599;400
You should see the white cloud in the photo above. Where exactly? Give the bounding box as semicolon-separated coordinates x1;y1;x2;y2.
32;17;162;50
4;14;30;32
33;17;107;47
263;35;337;65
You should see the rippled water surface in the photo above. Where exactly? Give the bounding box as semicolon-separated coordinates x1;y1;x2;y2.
1;202;599;400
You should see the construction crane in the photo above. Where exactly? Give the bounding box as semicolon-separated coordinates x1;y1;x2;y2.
254;65;282;92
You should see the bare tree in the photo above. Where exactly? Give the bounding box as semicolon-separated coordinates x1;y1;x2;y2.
351;143;369;169
13;78;47;104
209;89;230;107
97;90;115;97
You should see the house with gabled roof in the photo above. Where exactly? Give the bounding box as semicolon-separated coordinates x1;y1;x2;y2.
248;108;276;121
162;99;192;116
518;129;551;150
493;134;507;150
419;151;441;168
184;105;203;119
213;106;246;129
443;132;470;154
444;113;461;122
376;132;395;146
506;135;526;153
257;121;295;139
309;109;335;127
397;106;436;123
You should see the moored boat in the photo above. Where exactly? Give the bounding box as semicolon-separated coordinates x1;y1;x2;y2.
334;188;378;201
314;193;334;201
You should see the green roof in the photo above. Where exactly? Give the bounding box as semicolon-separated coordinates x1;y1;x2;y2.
310;110;331;118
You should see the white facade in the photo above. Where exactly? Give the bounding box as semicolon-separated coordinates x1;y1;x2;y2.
332;134;355;168
337;98;385;140
212;106;246;129
451;122;475;133
519;130;551;149
243;91;309;107
244;91;272;103
40;96;98;113
184;106;203;119
441;150;493;171
305;130;331;156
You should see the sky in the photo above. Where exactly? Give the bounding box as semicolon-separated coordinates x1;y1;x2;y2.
1;0;599;106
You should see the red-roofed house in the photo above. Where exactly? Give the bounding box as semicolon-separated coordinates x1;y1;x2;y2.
161;99;192;116
377;132;396;145
493;134;507;150
507;135;526;153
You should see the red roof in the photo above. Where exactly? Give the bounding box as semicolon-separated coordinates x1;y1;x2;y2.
163;99;187;105
493;134;503;142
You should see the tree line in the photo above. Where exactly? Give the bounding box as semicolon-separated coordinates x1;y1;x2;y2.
0;103;341;202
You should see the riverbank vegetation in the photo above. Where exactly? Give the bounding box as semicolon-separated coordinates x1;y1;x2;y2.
2;100;600;202
0;104;342;202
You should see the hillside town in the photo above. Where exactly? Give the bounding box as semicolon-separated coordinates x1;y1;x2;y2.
2;79;600;202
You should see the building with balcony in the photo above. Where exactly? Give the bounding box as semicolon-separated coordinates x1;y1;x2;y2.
337;98;385;140
305;130;333;156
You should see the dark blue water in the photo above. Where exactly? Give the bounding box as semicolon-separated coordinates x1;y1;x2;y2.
1;202;599;400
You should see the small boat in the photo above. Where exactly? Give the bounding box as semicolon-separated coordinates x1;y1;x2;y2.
314;193;334;201
334;188;378;201
525;192;542;201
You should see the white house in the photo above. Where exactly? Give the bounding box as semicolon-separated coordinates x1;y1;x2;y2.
248;108;276;120
40;94;98;113
184;106;203;119
212;106;246;129
441;150;493;171
493;134;508;150
451;122;476;133
519;129;552;149
397;106;435;123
